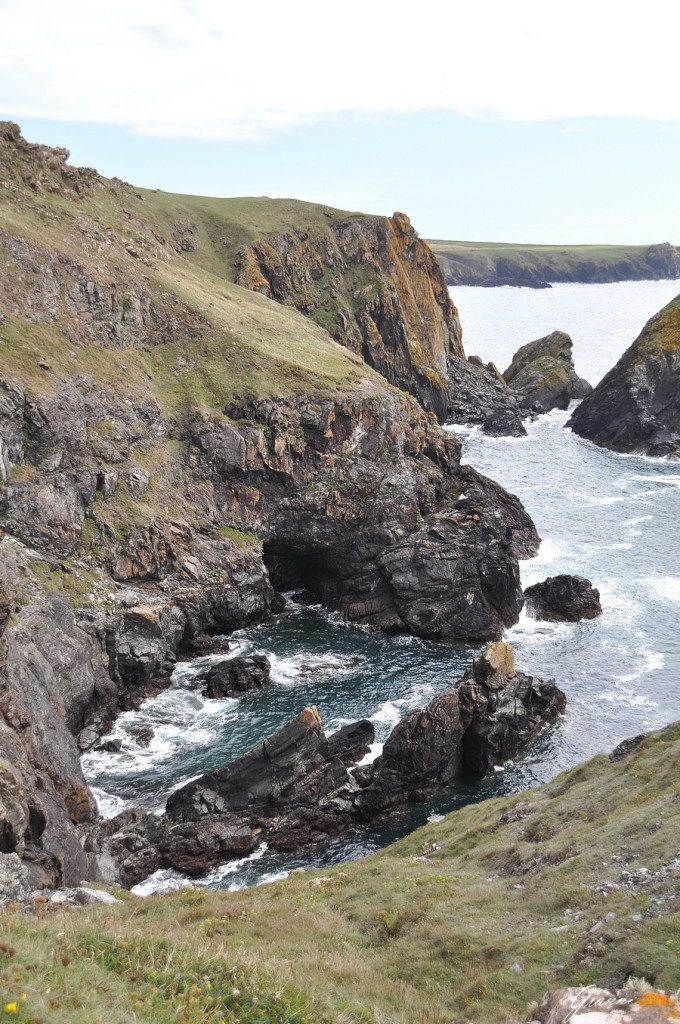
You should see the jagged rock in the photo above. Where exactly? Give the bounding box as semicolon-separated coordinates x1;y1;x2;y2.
503;332;592;413
192;655;271;699
609;733;646;762
160;818;258;876
357;642;565;811
150;645;563;881
94;808;166;889
236;212;464;420
0;123;543;889
569;294;680;457
326;720;374;766
482;407;527;437
524;575;602;622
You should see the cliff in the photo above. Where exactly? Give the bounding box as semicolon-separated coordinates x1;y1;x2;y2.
431;240;680;288
1;722;678;1023
0;123;539;888
569;293;680;457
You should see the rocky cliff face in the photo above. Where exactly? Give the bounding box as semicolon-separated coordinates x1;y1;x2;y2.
0;123;541;888
235;211;464;418
569;294;680;457
234;209;527;431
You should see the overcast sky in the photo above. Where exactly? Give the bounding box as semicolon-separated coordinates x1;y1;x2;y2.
2;0;680;243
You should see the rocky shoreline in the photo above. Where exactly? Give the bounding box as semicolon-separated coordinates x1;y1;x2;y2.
94;642;565;887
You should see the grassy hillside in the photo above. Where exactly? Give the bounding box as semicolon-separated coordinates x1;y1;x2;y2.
0;131;377;411
428;240;680;287
1;723;678;1024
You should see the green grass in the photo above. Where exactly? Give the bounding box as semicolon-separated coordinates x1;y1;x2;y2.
1;723;678;1024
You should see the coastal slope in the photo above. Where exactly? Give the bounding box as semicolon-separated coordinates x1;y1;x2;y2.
1;722;678;1024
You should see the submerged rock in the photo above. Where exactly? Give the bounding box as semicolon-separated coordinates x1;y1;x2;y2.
503;331;592;413
101;644;564;884
192;654;271;699
569;294;680;457
524;575;602;622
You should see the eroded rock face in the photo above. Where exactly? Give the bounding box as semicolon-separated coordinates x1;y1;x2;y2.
503;331;592;414
524;575;602;622
192;655;271;699
114;644;565;882
569;295;680;457
236;212;464;419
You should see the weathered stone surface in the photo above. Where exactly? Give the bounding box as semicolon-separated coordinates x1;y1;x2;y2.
569;294;680;457
503;332;592;414
0;123;542;890
524;575;602;622
0;852;31;904
192;655;271;699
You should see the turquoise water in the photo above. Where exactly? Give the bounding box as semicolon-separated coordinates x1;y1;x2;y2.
84;281;680;893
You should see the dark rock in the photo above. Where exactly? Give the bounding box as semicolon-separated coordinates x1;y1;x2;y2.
95;808;167;889
193;655;271;699
290;589;320;606
130;726;154;748
160;818;258;876
503;332;592;413
569;295;680;457
359;642;565;812
94;737;122;753
524;575;602;622
482;407;527;437
326;720;374;766
609;733;646;762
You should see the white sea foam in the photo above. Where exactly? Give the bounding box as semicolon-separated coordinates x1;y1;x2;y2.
643;576;680;603
355;741;384;767
131;843;270;897
90;787;128;819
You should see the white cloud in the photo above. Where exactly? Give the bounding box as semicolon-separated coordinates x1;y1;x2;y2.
1;0;680;140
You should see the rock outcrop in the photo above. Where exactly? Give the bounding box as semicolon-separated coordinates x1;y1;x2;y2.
503;332;592;414
235;210;528;433
192;655;271;699
524;575;602;622
569;295;680;457
107;644;566;882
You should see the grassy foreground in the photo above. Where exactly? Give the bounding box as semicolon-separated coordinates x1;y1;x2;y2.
1;723;678;1024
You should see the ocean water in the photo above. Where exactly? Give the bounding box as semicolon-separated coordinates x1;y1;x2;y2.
84;280;680;894
453;279;680;383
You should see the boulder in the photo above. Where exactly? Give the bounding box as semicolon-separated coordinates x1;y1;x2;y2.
524;575;602;622
504;331;592;413
569;294;680;457
192;654;271;699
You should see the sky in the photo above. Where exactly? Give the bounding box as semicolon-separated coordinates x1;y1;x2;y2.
2;0;680;244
